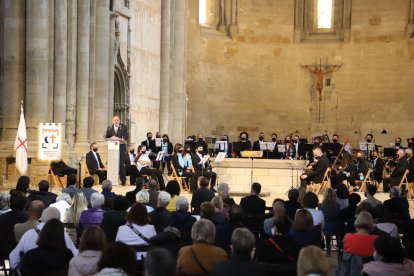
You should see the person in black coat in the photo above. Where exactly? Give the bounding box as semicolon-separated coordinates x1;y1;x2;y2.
172;143;197;192
125;145;140;186
190;177;215;215
300;147;330;187
372;150;384;184
85;142;107;184
240;183;266;234
125;177;145;207
215;204;243;254
285;189;302;221
26;180;57;208
252;132;267;158
150;191;172;233
169;196;196;243
105;115;128;185
149;227;187;259
100;196;128;242
159;134;174;175
141;132;156;153
383;149;408;192
383;186;410;224
406;149;414;182
192;143;217;191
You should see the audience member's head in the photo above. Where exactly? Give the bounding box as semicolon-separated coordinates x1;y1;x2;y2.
273;214;292;235
157;191;171;208
389;186;401;198
113;196;129;211
165;180;180;197
68;192;88;223
348;193;361;206
200;202;215;220
288;188;300;202
37;219;66;250
217;183;230;199
136;190;150;205
0;192;11;211
126;202;150;226
144;248;176;276
365;184;377;198
228;204;243;225
98;242;136;275
67;174;77;188
199;177;210;188
321;188;337;209
176;196;189;211
91;193;105;209
38;180;50;192
354;211;374;232
376;204;392;224
302;192;319;209
79;225;107;252
293;209;314;232
191;219;215;244
56;193;72;205
163;226;181;238
373;235;404;263
211;196;223;212
28;200;44;220
272;200;286;217
251;182;261;195
101;180;112;191
297;245;330;276
41;206;61;222
15;176;30;194
10;191;27;211
148;179;157;190
231;228;256;257
83;177;95;188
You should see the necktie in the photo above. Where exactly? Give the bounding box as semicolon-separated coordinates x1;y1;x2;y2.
114;125;118;133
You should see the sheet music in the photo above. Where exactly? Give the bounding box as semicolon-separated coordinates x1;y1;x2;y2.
215;141;228;151
359;143;375;151
215;152;226;163
199;155;210;165
155;151;165;162
260;142;275;151
155;138;163;147
277;144;286;153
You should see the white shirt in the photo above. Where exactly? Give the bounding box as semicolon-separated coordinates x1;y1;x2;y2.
92;151;100;168
129;153;136;166
305;208;325;229
137;154;150;171
49;200;71;222
115;224;156;246
9;222;78;269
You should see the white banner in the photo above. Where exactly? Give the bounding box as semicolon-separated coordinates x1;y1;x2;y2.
14;108;28;175
38;123;62;161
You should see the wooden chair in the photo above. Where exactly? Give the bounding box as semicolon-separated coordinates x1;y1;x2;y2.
309;167;331;195
398;169;414;198
84;165;100;185
356;168;372;193
398;169;409;189
47;164;64;189
171;162;189;192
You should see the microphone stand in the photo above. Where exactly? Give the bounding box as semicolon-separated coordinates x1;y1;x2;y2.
76;156;85;188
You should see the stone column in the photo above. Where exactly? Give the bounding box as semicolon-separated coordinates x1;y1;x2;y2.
76;0;90;142
88;0;96;141
92;0;110;140
1;0;25;141
108;13;116;122
53;0;67;124
47;0;54;121
26;0;50;140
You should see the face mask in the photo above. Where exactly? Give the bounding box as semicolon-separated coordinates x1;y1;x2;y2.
142;151;147;154
357;157;363;160
293;140;298;144
163;138;168;142
259;137;264;141
285;140;290;144
221;138;227;141
198;138;203;142
147;136;152;140
314;141;319;144
366;138;372;143
272;138;277;142
395;142;401;147
241;137;246;141
129;150;135;154
93;148;98;152
185;148;191;152
314;156;319;160
156;135;161;138
333;139;338;143
178;149;184;153
406;155;410;159
373;155;378;159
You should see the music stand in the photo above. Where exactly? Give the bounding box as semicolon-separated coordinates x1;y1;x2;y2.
359;143;375;160
155;151;165;162
260;142;275;159
215;141;228;152
241;151;263;184
232;141;252;157
302;143;314;159
383;148;398;158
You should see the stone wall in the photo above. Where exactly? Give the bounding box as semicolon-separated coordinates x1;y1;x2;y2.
186;0;414;148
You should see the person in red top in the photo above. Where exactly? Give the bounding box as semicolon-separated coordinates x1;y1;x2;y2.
343;211;379;257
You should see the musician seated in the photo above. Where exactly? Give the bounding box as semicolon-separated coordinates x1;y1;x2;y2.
406;149;414;183
390;137;405;150
268;133;279;159
125;145;140;186
355;151;369;183
196;133;208;155
284;135;296;159
172;143;197;191
136;145;165;190
383;149;408;193
372;150;384;184
252;132;267;158
215;135;234;158
160;134;173;175
192;143;217;192
330;152;357;189
234;132;252;157
300;147;330;187
332;134;352;154
85;142;107;183
293;134;305;160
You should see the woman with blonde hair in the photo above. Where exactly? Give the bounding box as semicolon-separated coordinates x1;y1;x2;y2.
64;192;88;244
297;245;330;276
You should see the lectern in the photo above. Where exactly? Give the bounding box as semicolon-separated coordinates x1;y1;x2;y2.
106;138;127;186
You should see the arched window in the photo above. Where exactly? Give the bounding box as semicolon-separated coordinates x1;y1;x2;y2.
316;0;334;30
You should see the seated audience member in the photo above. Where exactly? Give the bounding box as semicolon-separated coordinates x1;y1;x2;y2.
21;219;74;276
215;204;244;253
217;182;236;210
100;180;117;209
285;188;302;221
78;193;105;232
149;226;187;258
319;188;343;256
191;176;215;215
14;200;44;242
135;190;154;213
375;204;399;239
10;207;78;270
0;192;11;215
100;196;129;243
240;182;266;233
64;192;88;243
343;211;379;257
255;215;302;265
165;180;181;212
62;174;78;198
339;192;361;233
80;176;99;206
50;193;71;222
169;196;196;242
68;226;107;276
85;142;107;184
211;196;227;225
116;202;156;251
336;181;350;209
94;242;137;276
359;184;382;208
150;191;172;233
144;248;176;276
302;192;324;229
126;177;146;206
212;228;268;276
363;235;414;276
0;191;28;259
200;202;216;222
136;145;166;190
177;219;227;274
288;209;322;247
263;200;286;236
11;176;30;195
147;179;159;208
26;180;57;208
297;246;330;276
383;186;410;224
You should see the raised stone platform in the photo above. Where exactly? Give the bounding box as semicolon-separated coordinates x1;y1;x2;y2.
211;158;307;195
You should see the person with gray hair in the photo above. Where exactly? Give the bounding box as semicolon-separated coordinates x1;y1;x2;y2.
384;185;410;223
263;199;286;235
147;179;159;208
50;192;71;222
177;219;227;274
9;207;78;269
0;192;11;215
145;248;176;276
136;190;154;213
101;179;116;203
217;183;236;208
212;228;268;276
170;196;196;242
149;191;172;233
78;193;105;233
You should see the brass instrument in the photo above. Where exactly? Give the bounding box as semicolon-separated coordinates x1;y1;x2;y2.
383;158;397;175
331;138;350;174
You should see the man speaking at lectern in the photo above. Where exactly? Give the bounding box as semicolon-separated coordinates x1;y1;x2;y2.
105;115;128;185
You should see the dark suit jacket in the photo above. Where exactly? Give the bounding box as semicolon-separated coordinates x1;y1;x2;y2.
156;142;173;155
372;157;384;183
172;154;186;171
307;155;330;183
100;210;127;242
252;140;262;151
356;159;369;175
126;188;139;206
240;195;266;216
125;152;136;166
141;139;156;152
105;124;129;140
0;210;28;258
192;153;209;172
391;156;408;178
86;151;105;175
212;255;269;276
191;187;215;215
407;157;414;182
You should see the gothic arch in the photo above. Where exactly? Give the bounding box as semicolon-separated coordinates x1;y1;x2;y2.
114;49;130;130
